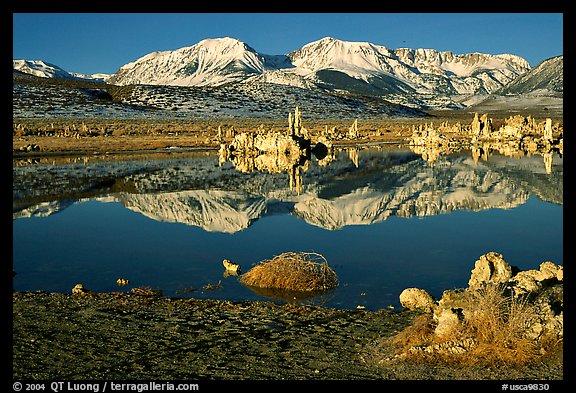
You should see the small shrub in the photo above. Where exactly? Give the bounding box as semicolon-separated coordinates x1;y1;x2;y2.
239;252;338;292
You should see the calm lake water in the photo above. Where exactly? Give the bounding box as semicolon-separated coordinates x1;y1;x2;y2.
12;145;563;310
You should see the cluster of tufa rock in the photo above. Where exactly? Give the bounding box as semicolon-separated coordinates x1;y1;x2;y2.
17;144;41;153
218;107;336;194
399;252;563;354
219;107;312;171
408;124;454;148
409;113;562;146
408;113;563;172
14;121;106;138
71;283;92;296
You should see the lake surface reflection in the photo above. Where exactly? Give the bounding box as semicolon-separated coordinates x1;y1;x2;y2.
13;145;563;310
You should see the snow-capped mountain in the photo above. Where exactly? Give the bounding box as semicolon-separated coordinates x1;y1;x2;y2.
287;37;530;96
466;55;563;116
13;60;76;79
104;36;532;108
13;60;110;82
69;72;111;82
14;36;548;110
493;55;563;96
107;37;290;87
289;37;530;79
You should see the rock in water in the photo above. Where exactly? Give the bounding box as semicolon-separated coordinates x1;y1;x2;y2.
223;259;241;275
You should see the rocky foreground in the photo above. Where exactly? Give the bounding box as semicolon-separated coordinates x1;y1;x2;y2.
397;252;563;363
13;252;563;382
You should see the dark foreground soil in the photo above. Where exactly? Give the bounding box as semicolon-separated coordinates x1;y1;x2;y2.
12;291;564;382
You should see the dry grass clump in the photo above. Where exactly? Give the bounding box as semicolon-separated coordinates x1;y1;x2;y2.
239;252;338;292
459;284;541;365
389;314;436;349
385;284;560;367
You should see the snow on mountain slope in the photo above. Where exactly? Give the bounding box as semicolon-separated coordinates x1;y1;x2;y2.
14;36;540;110
289;37;530;95
246;69;317;89
494;55;563;95
13;60;76;79
288;37;398;79
105;36;531;108
69;72;111;82
467;55;563;116
394;48;529;78
107;37;285;87
13;60;111;82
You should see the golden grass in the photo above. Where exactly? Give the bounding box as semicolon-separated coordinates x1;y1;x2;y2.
239;252;339;292
390;314;436;348
12;117;415;155
386;284;561;366
459;284;541;365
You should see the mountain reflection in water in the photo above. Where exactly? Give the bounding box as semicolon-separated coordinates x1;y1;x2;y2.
14;144;561;231
12;145;563;309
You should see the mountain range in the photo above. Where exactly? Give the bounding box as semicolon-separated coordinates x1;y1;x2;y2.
106;37;530;94
13;36;563;112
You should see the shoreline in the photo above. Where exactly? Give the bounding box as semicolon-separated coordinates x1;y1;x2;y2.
12;131;412;158
12;290;563;381
12;112;562;159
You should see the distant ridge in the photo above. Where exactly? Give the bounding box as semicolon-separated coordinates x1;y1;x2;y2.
466;55;563;116
14;36;542;110
494;55;563;96
13;59;110;82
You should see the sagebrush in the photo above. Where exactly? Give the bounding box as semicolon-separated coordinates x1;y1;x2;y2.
239;252;339;292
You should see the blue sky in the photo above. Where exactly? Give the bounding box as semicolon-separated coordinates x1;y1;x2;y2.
13;13;563;75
